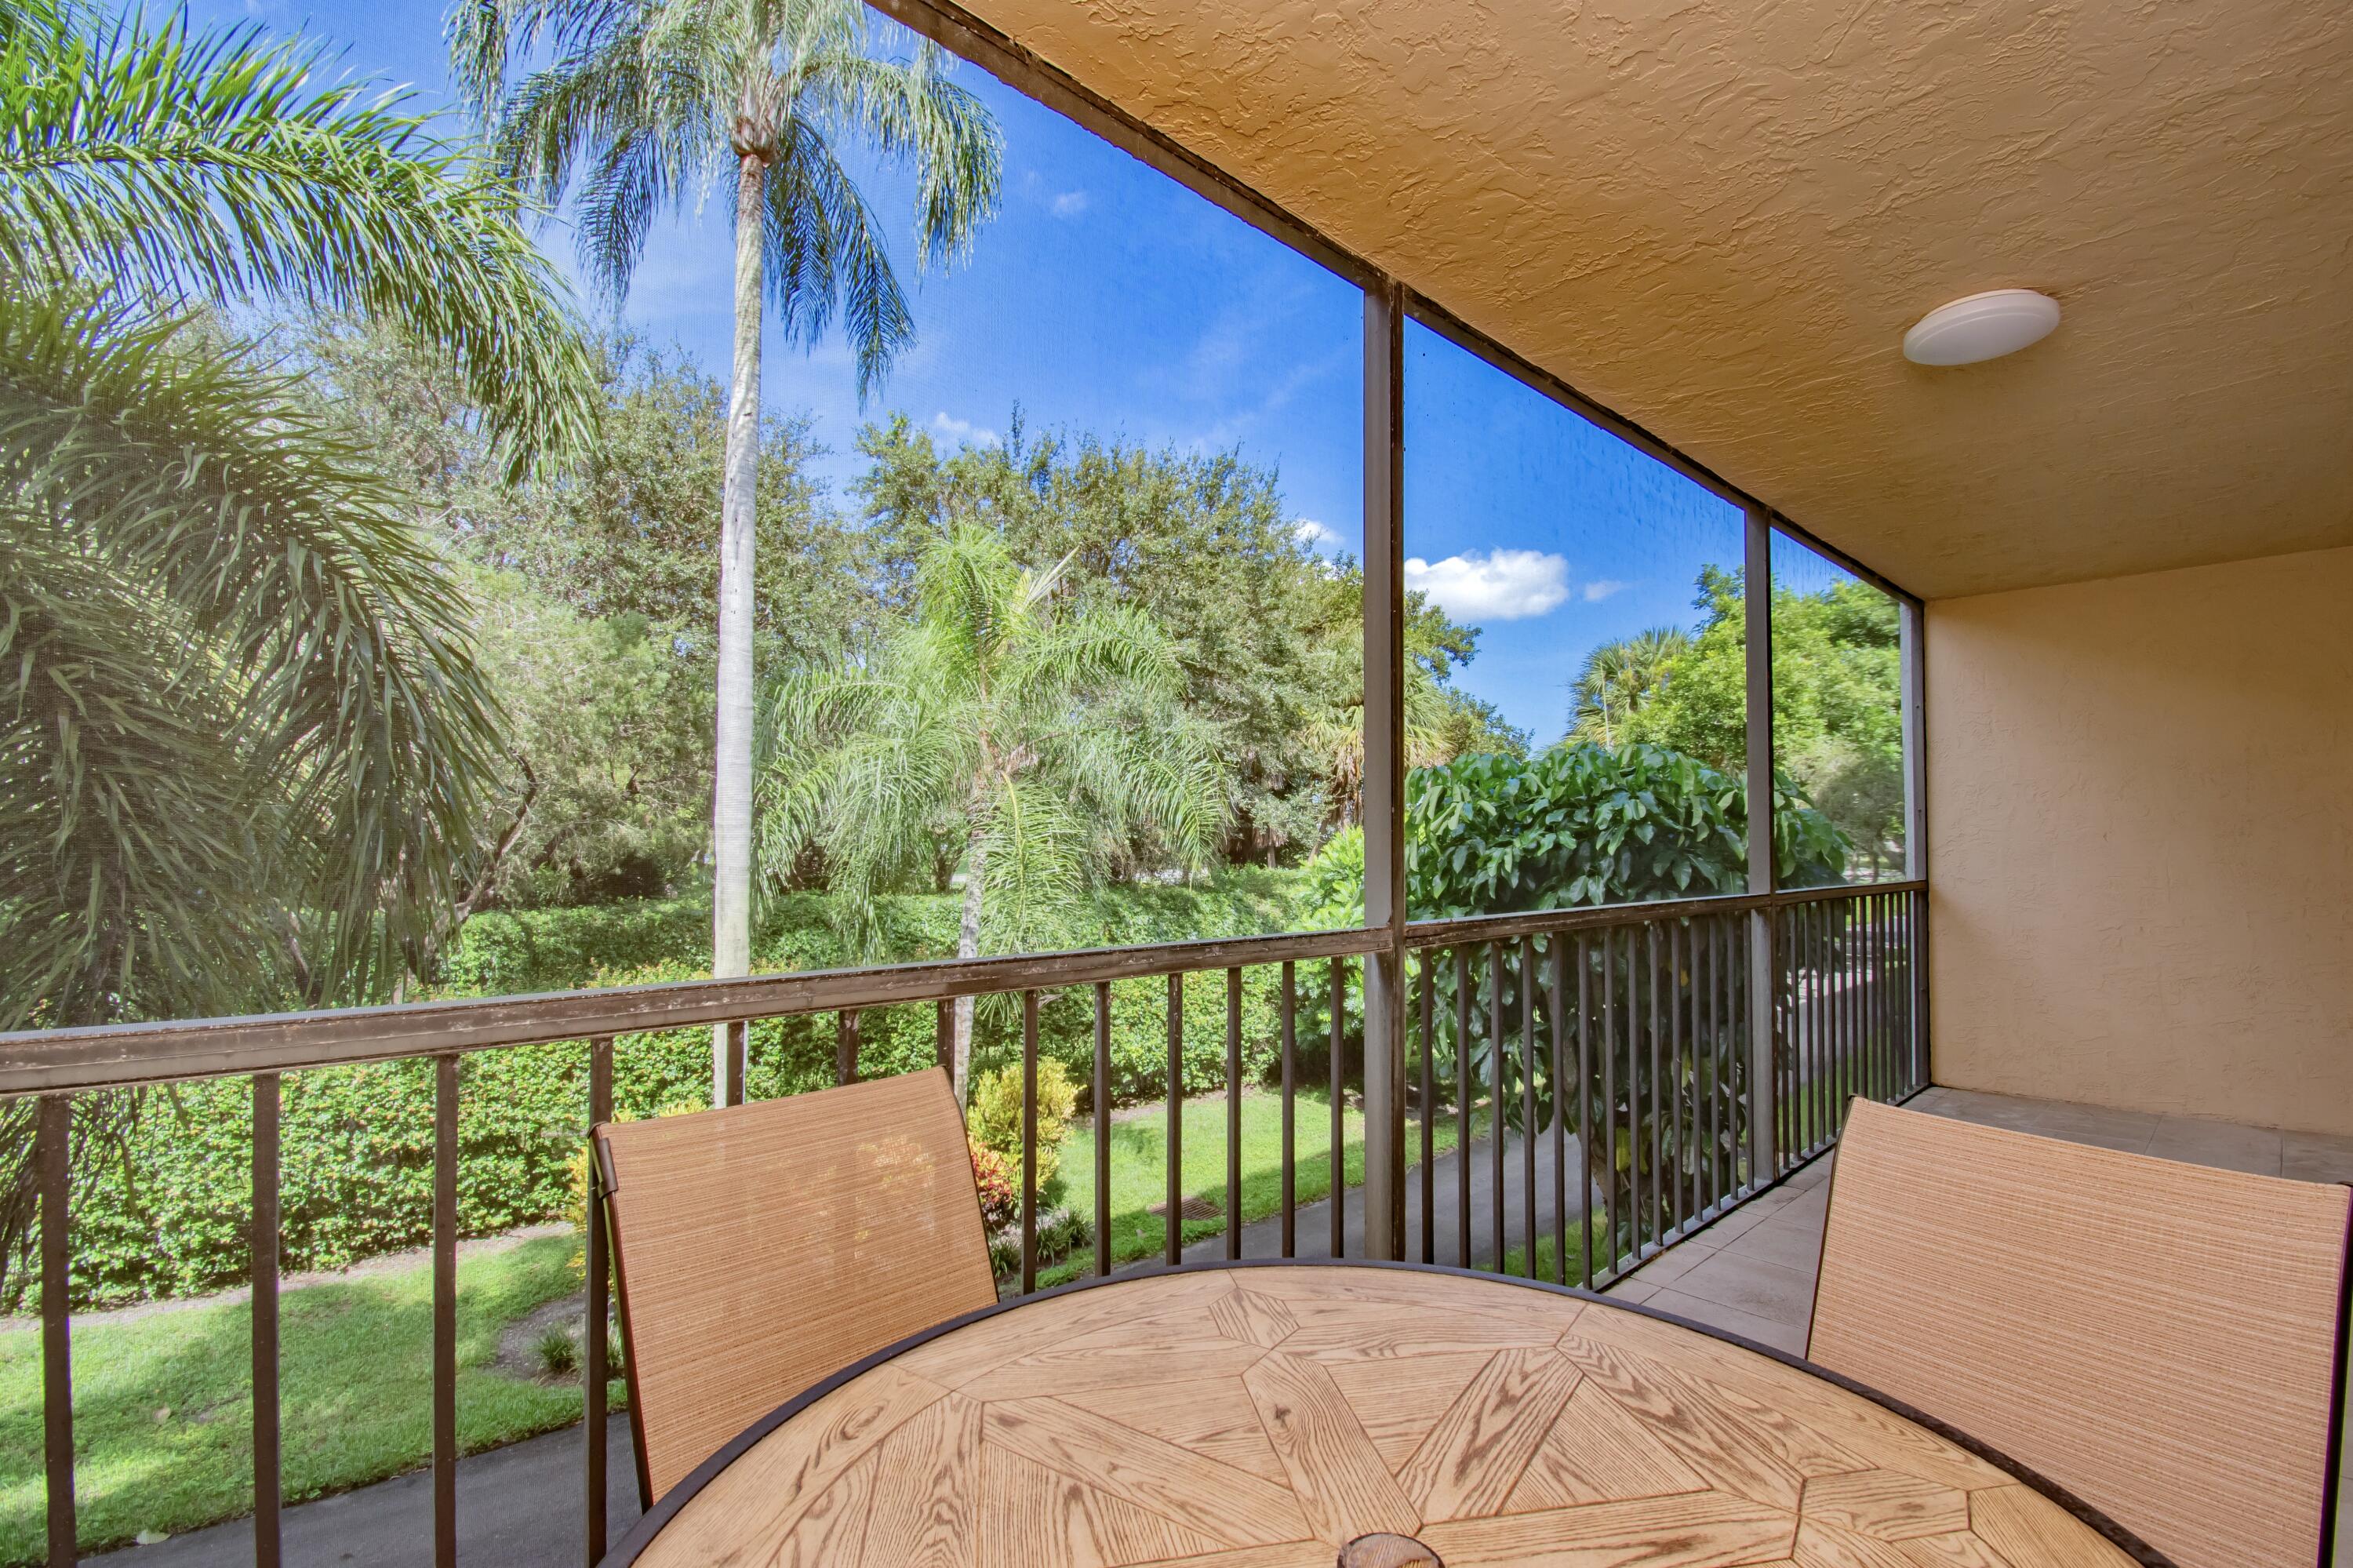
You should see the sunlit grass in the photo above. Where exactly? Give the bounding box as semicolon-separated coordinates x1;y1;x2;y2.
1039;1089;1475;1287
0;1235;605;1563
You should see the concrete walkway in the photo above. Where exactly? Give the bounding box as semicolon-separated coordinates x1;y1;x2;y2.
93;1086;2353;1566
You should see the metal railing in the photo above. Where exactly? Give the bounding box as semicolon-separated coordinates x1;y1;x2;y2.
0;879;1922;1566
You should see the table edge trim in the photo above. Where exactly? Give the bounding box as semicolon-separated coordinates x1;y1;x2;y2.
596;1257;2173;1568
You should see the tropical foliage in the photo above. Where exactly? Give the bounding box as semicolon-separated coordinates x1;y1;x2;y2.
0;0;602;1300
853;415;1520;857
762;526;1229;1094
452;0;1005;1072
1566;568;1904;875
1567;627;1689;748
0;2;593;1031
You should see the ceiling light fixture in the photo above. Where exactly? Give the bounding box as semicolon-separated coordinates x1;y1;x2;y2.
1902;289;2060;366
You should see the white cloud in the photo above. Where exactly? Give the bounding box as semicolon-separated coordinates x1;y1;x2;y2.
1580;578;1630;602
1404;549;1571;620
1049;190;1090;218
1293;518;1340;550
932;411;1000;446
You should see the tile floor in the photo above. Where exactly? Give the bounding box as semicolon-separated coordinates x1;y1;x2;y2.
1602;1083;2353;1558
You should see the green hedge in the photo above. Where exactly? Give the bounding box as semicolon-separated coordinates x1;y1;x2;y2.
43;872;1311;1312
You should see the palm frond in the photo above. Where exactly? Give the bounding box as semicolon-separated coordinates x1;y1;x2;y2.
0;293;505;1023
0;9;598;475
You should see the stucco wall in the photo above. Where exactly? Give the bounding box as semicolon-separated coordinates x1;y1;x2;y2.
1926;545;2353;1136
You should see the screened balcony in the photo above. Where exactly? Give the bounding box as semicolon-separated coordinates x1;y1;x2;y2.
4;0;2348;1564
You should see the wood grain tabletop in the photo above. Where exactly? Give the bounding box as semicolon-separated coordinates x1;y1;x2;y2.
613;1262;2152;1568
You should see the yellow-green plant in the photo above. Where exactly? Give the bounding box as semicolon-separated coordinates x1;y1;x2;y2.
966;1057;1077;1191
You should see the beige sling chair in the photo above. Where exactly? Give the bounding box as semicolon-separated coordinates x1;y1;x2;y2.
1809;1097;2352;1568
595;1068;998;1502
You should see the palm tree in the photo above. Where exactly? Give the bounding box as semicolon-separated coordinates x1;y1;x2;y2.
0;0;598;1031
762;527;1227;1100
1568;627;1690;747
0;0;597;1297
451;0;1002;1103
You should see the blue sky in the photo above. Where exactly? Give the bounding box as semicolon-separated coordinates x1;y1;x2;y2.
179;0;1831;744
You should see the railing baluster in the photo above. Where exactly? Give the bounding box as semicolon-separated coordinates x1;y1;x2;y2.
718;1019;745;1108
1883;893;1898;1096
1715;916;1729;1206
936;999;953;1076
1224;968;1242;1261
1884;894;1899;1094
1575;933;1593;1289
1806;902;1822;1143
1549;937;1567;1285
1668;922;1686;1235
585;1035;613;1567
38;1093;74;1567
253;1071;282;1568
1866;894;1882;1103
1455;945;1471;1269
1166;973;1184;1267
1843;897;1860;1122
1769;908;1788;1167
1329;956;1346;1259
836;1009;860;1087
1849;897;1864;1120
433;1053;459;1568
1599;927;1617;1277
1486;942;1503;1270
1280;961;1297;1258
1521;938;1538;1275
1021;991;1039;1295
1093;984;1111;1278
1646;922;1662;1253
1417;955;1434;1265
1713;908;1732;1200
1885;893;1899;1097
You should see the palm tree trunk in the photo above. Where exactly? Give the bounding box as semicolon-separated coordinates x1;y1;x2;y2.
951;825;985;1105
711;154;764;1107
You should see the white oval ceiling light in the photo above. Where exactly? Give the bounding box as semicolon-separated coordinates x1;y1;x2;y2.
1902;289;2060;366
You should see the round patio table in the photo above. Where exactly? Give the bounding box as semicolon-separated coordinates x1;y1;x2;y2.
603;1261;2160;1568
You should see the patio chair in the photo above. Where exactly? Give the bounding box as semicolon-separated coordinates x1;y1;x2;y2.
1808;1097;2352;1568
595;1067;997;1502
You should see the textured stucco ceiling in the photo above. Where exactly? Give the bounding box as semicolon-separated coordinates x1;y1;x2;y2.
962;0;2353;600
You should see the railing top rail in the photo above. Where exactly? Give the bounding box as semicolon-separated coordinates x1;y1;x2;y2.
1402;879;1922;949
0;880;1922;1096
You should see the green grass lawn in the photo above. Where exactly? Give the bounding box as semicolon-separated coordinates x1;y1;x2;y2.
1500;1232;1604;1289
1039;1089;1475;1287
0;1235;608;1564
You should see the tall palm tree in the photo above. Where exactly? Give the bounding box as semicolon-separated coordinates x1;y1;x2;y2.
762;526;1227;1100
451;0;1002;1103
1568;626;1690;747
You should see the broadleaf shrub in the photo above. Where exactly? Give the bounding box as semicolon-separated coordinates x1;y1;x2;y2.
968;1059;1078;1194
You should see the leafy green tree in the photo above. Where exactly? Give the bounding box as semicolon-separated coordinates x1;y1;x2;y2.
1620;567;1904;877
1304;740;1847;1257
454;568;709;908
1567;627;1689;747
454;0;1003;1100
306;324;871;905
761;526;1227;1097
855;414;1517;859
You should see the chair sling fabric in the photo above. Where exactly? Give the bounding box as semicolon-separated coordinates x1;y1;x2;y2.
598;1068;997;1501
1809;1097;2352;1568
